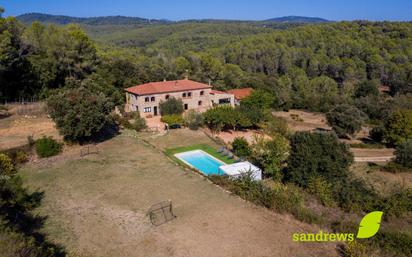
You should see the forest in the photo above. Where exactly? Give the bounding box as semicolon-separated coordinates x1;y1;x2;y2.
1;12;411;113
1;8;412;256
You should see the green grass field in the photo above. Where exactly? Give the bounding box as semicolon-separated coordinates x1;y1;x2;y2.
165;144;235;168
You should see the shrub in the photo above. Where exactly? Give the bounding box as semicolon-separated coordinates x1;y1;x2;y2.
250;135;289;180
0;154;15;176
369;125;384;142
14;151;28;164
159;97;184;115
232;137;251;158
161;114;184;126
373;231;412;257
380;188;412;217
383;162;411;173
307;176;335;207
343;241;369;257
131;112;147;132
383;109;412;146
183;110;203;130
47;87;115;142
326;104;368;138
285;132;353;187
210;175;320;224
394;140;412;168
333;178;379;213
35;137;62;158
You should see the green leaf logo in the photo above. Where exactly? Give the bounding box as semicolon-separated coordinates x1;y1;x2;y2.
356;211;383;239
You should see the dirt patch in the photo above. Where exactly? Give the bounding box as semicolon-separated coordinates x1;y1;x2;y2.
214;129;268;145
21;131;338;257
272;110;331;132
351;148;395;163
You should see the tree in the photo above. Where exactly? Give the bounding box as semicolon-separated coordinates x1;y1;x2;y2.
203;106;237;132
47;87;114;141
383;109;412;146
306;76;339;111
183;110;203;130
250;135;289;180
240;89;276;110
159;97;184;115
326;104;368;138
0;7;4;18
394;140;412;168
203;106;251;132
232;137;251;158
355;80;380;98
285;132;354;187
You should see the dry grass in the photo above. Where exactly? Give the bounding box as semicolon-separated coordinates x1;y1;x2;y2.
0;103;61;151
351;163;412;196
20;130;338;257
272;110;331;132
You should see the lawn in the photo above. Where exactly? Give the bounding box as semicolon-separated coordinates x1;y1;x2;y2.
19;130;338;257
165;143;235;167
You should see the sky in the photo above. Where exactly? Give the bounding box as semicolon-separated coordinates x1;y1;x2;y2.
1;0;412;21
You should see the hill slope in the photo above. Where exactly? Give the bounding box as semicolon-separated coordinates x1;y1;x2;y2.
16;13;169;25
17;13;329;25
264;15;329;23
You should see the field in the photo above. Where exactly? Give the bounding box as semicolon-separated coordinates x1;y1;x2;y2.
0;103;61;151
20;129;338;257
272;110;331;132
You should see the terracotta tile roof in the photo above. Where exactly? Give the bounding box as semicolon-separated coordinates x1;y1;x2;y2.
125;79;212;96
227;88;254;100
210;90;229;95
379;85;390;93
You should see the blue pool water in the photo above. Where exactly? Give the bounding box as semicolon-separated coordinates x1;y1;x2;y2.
175;150;226;176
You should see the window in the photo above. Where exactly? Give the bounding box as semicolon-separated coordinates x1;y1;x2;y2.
200;91;204;96
144;107;151;113
165;95;170;100
184;104;188;110
218;98;231;104
198;101;202;106
151;96;155;102
187;92;192;97
182;93;187;98
145;97;150;102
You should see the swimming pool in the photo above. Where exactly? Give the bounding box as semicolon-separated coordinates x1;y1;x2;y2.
174;150;226;176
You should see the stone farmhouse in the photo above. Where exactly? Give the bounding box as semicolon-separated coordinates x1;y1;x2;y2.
125;79;235;118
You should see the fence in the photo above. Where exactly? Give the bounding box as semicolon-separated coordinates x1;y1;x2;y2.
147;200;176;226
80;145;99;157
3;98;44;116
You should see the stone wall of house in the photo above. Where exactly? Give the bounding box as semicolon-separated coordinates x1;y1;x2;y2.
126;88;214;117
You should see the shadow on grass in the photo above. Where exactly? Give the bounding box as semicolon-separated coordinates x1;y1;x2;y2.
1;177;67;256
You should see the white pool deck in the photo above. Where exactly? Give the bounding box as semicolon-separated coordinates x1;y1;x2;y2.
219;161;262;181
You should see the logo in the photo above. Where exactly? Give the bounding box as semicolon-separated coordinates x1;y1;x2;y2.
293;211;383;242
356;211;383;239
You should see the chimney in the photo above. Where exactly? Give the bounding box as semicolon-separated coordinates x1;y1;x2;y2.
208;79;211;86
163;78;166;82
184;69;189;80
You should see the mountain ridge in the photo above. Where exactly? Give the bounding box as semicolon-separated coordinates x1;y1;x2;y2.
16;13;330;25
